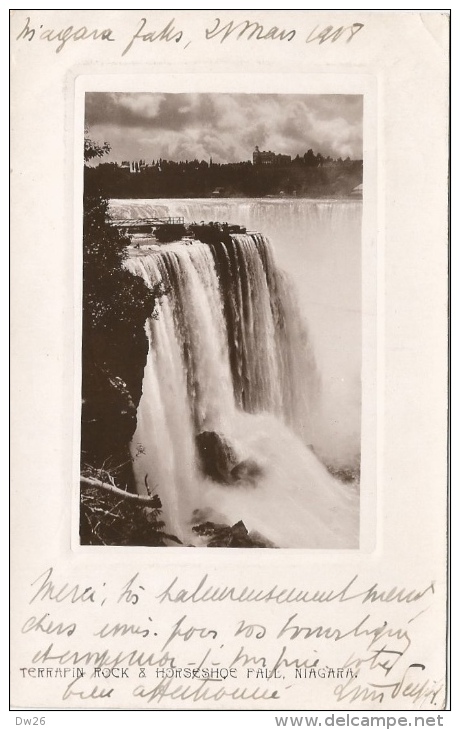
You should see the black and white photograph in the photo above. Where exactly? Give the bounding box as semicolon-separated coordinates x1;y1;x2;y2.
80;92;363;549
11;9;449;714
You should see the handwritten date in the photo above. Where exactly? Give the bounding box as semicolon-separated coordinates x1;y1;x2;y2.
15;15;364;56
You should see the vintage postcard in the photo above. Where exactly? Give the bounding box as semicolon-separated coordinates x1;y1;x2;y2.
11;9;449;713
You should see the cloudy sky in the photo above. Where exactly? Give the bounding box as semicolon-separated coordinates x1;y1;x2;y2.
85;92;363;164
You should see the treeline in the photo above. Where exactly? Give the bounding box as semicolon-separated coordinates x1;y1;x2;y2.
84;157;363;199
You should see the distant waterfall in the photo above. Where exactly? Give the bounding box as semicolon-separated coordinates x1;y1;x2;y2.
124;214;359;549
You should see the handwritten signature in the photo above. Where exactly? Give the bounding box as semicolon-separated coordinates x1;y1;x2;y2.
16;566;445;708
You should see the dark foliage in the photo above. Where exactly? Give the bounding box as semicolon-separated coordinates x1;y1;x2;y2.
80;481;181;547
84;136;111;162
84;157;363;199
81;137;162;479
82;195;161;334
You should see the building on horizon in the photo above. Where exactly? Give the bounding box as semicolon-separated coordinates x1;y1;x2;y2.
253;146;291;166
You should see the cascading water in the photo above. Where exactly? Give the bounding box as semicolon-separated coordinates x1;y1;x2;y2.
112;198;362;468
121;199;360;548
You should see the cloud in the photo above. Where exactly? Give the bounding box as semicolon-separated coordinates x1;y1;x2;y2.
85;92;363;163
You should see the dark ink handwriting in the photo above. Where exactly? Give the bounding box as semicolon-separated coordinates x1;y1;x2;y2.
277;613;411;651
62;676;114;701
117;574;144;605
161;615;218;652
334;664;444;707
16;16;115;53
122;17;183;56
133;676;280;704
156;573;435;606
235;619;266;639
94;621;150;639
32;642;176;671
22;613;77;637
29;568;99;605
205;18;296;44
305;23;364;45
15;15;366;57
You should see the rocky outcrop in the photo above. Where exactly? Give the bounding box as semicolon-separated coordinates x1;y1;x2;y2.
195;431;239;483
80;315;149;487
193;519;276;548
81;195;157;489
196;430;263;485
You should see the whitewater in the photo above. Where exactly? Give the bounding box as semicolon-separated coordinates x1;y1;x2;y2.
116;199;360;549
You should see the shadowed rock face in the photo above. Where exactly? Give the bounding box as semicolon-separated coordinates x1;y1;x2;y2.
80;314;149;487
193;519;276;548
196;431;263;485
196;431;239;484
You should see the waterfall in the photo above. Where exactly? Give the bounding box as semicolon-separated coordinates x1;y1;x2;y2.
111;198;362;468
125;242;234;540
123;204;359;549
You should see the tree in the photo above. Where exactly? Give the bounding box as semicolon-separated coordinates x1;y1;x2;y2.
81;135;162;470
82;195;159;333
80;136;169;545
304;149;317;167
84;134;111;162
